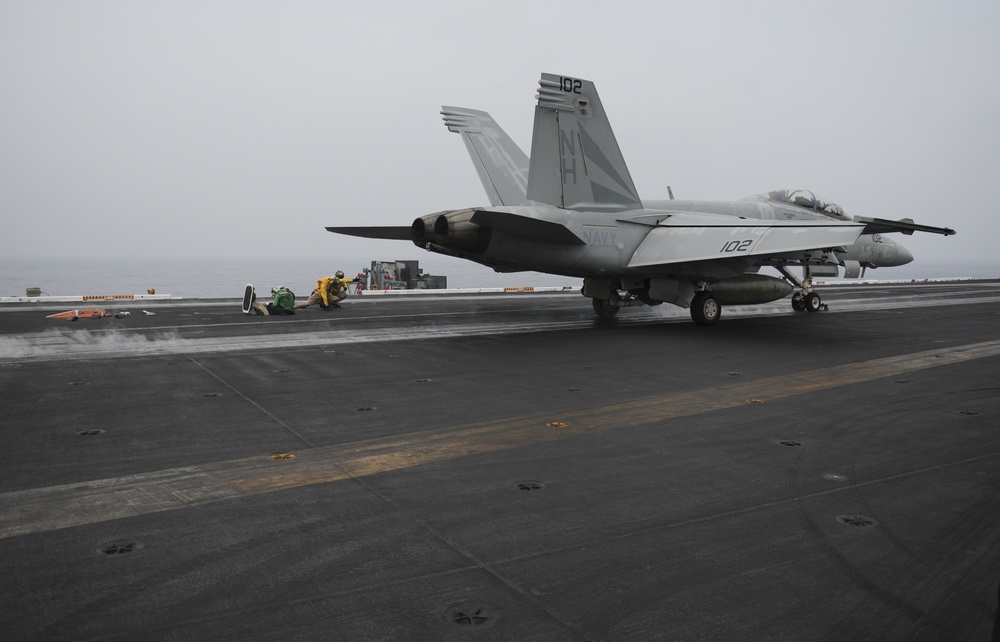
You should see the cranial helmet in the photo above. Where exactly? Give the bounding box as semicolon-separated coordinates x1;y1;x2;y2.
336;271;345;279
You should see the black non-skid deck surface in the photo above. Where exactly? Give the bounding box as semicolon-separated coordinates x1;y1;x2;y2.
2;282;999;640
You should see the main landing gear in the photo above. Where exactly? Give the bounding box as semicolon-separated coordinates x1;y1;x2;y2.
690;291;721;326
592;296;619;318
593;289;722;325
591;290;645;319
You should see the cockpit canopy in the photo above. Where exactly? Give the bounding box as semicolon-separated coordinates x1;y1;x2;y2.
747;189;849;219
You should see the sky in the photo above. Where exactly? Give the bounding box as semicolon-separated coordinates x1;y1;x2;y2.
2;1;998;268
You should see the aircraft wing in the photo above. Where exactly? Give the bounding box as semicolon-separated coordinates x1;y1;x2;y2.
325;226;412;240
627;213;864;268
856;217;956;236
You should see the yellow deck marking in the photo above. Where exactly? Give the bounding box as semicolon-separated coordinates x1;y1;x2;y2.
2;339;999;539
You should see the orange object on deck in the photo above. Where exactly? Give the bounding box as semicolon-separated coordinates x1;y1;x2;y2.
46;309;108;320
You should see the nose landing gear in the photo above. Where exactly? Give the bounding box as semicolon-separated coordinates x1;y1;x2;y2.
780;265;827;313
791;290;823;312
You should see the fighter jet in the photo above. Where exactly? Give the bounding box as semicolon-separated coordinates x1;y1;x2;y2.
437;108;918;282
329;73;955;325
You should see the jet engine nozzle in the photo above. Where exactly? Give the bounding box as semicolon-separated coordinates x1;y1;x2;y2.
411;209;491;254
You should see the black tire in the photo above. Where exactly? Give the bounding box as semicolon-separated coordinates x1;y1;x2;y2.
791;295;806;312
691;291;721;326
592;297;619;318
804;291;822;312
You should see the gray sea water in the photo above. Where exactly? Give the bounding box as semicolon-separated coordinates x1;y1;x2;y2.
1;255;998;299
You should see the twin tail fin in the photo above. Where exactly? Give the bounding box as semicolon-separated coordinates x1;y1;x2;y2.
527;73;641;211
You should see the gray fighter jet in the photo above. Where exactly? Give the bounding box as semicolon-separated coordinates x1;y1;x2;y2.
437;108;918;282
329;73;955;325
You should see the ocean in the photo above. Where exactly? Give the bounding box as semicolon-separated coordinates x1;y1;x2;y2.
1;255;998;299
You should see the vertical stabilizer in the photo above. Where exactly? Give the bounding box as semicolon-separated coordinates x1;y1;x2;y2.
527;73;641;210
441;107;531;207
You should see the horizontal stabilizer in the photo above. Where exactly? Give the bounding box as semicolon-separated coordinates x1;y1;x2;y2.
856;217;956;236
326;226;412;241
471;210;585;245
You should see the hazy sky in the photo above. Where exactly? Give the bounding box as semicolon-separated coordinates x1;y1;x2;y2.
2;1;997;267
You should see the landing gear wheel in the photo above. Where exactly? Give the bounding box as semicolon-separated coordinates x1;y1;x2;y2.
791;295;806;312
691;291;721;326
803;291;822;312
592;297;619;319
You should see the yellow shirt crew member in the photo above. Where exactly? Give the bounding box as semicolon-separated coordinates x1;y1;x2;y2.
294;271;348;309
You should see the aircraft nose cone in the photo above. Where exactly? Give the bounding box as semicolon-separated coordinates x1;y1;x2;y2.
895;242;914;266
